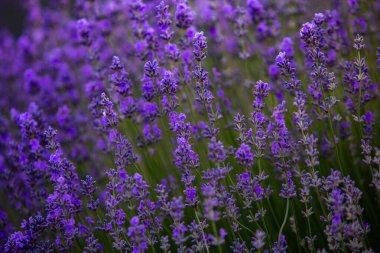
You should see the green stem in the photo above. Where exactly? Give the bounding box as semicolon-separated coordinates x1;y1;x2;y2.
212;221;223;253
234;218;255;235
304;202;314;252
195;210;210;253
357;50;362;123
291;201;302;253
278;198;290;245
256;202;271;245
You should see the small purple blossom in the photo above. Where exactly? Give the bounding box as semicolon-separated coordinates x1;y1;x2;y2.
235;143;254;168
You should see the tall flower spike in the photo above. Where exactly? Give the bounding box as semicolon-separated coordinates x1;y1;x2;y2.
193;32;207;62
110;56;133;97
175;1;194;29
76;18;92;46
173;137;200;171
235;143;254;168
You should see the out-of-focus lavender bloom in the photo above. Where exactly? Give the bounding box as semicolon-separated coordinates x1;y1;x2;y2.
251;230;266;250
208;137;227;164
201;183;220;221
279;171;297;199
175;1;194;29
159;70;177;95
127;216;148;253
235;143;254;168
344;35;375;119
77;18;92;46
110;56;133;97
90;93;119;132
173;137;200;171
272;235;287;253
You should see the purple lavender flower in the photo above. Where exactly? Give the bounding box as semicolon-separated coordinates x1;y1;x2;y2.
5;232;28;252
201;183;220;221
276;52;300;91
236;171;269;208
321;170;368;251
173;137;200;171
279;172;297;199
110;56;133;97
193;32;207;62
208;137;227;164
1;1;380;252
120;96;136;118
127;216;148;253
142;77;156;101
247;0;264;24
77;18;92;46
235;143;254;168
156;1;173;41
108;129;137;168
90;93;119;132
272;235;287;253
175;1;194;29
144;59;159;79
159;70;177;95
24;69;40;95
184;187;198;207
251;230;266;250
300;22;317;45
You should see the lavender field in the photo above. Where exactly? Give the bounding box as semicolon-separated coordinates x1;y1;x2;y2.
1;0;380;252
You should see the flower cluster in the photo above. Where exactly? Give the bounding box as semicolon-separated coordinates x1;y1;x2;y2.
0;0;380;252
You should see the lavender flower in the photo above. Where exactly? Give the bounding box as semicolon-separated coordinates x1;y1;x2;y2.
235;143;254;168
1;1;380;252
77;18;92;46
127;216;148;253
173;137;200;171
110;56;133;97
193;32;207;62
175;1;194;29
251;230;266;250
208;137;227;164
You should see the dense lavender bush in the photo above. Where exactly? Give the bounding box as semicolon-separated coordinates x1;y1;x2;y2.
1;0;380;252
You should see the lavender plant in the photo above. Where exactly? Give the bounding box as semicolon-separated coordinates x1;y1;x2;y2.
1;0;380;252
